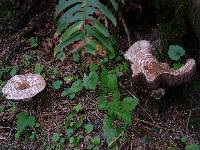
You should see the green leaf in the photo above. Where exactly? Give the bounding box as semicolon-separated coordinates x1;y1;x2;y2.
74;103;82;112
173;62;183;69
185;144;200;150
103;115;123;147
51;133;60;142
10;67;17;77
90;135;101;145
83;71;98;90
15;112;36;139
89;63;99;72
54;0;82;19
106;74;117;90
0;105;4;113
28;37;38;48
65;79;83;99
52;80;63;90
168;45;185;61
110;0;119;11
180;136;188;143
122;97;139;111
98;96;108;110
85;124;94;133
73;53;80;62
60;21;82;42
35;64;45;75
93;18;110;37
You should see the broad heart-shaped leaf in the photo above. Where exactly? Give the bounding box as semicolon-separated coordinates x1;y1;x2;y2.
83;71;98;90
168;45;185;61
15;112;36;139
103;115;124;147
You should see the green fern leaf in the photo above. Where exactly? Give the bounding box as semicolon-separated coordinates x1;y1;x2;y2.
60;21;82;42
110;0;119;11
54;0;82;19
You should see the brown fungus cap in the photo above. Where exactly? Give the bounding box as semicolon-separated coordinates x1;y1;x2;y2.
2;73;46;100
124;40;196;89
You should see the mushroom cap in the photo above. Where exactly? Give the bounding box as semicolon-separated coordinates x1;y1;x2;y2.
124;40;196;89
2;73;46;100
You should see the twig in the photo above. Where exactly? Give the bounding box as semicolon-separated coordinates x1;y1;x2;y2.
119;82;155;123
134;117;174;132
108;131;124;147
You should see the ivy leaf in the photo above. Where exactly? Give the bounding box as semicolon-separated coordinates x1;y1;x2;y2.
83;72;98;90
168;45;185;61
52;80;63;90
84;124;94;133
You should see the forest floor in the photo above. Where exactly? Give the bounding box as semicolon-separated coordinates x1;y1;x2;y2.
0;0;200;150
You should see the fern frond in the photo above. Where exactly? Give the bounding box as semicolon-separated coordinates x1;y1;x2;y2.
54;0;117;60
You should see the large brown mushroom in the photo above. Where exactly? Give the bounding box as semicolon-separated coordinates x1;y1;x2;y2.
2;73;46;101
124;40;196;89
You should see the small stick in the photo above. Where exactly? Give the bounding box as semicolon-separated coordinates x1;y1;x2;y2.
119;82;155;123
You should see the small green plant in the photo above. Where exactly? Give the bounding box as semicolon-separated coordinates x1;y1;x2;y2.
98;67;139;147
52;80;63;90
84;124;94;134
28;37;38;48
15;112;38;140
180;136;200;150
168;45;185;69
21;54;32;68
185;144;200;150
48;67;58;79
168;45;185;61
51;133;65;149
34;63;45;75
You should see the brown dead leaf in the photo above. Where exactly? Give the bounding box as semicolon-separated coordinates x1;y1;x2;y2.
96;45;107;57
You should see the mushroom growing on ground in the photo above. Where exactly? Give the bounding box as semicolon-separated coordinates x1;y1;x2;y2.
124;40;196;89
2;73;46;101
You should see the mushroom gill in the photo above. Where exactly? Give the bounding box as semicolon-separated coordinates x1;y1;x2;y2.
124;40;196;89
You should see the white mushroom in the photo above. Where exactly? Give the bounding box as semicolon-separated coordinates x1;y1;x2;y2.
124;40;196;89
2;73;46;101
